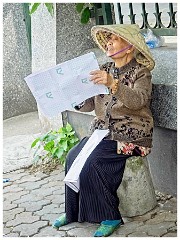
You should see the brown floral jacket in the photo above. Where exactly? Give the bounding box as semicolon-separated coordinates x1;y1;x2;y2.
75;58;154;156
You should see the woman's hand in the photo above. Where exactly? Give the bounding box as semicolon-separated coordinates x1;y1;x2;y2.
90;70;114;87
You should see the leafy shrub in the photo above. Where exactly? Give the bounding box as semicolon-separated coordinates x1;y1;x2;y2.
31;123;79;166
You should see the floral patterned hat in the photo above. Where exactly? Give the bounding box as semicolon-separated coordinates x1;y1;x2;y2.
91;24;155;71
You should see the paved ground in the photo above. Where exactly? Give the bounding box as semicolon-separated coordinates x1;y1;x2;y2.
3;112;177;237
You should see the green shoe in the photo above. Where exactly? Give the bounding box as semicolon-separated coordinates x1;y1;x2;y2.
94;220;122;237
52;214;68;229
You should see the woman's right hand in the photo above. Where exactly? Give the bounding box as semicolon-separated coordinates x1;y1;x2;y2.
90;70;114;88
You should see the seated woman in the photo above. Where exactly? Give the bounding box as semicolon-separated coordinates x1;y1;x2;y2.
53;24;155;237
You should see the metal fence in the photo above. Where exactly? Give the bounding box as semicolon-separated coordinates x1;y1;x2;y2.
93;3;177;36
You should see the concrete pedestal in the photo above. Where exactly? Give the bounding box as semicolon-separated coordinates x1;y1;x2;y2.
118;156;157;217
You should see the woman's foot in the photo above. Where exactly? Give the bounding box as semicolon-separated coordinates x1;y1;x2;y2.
94;220;122;237
52;214;68;229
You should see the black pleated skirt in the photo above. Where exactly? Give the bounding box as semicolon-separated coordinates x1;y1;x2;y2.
65;137;130;224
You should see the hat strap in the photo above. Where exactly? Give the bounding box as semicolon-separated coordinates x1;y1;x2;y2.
108;45;133;57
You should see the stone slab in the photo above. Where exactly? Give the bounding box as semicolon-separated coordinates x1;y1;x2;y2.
3;134;40;173
118;156;157;217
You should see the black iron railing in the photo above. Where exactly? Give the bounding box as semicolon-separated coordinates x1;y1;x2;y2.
92;3;177;36
91;3;113;25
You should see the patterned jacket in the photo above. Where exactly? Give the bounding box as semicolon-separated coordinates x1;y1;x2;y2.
75;58;154;155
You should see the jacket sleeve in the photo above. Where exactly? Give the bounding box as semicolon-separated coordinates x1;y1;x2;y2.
74;97;95;112
113;66;152;110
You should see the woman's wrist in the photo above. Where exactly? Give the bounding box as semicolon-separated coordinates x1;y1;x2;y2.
106;73;119;94
110;79;119;94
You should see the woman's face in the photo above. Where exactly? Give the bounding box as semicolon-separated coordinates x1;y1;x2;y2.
106;34;130;58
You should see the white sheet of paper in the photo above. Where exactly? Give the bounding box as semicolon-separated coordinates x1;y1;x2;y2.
63;129;109;192
24;52;109;117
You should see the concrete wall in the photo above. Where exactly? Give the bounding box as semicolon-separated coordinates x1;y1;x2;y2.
148;127;177;196
148;44;177;197
3;3;96;121
3;3;37;119
31;5;57;72
30;4;63;132
3;3;96;124
56;3;96;63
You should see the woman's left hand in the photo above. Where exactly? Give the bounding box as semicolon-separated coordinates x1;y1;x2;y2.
90;70;114;87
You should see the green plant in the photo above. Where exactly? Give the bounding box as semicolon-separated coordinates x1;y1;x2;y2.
75;3;94;24
31;123;79;166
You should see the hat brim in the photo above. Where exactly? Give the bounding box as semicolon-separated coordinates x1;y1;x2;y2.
91;24;155;71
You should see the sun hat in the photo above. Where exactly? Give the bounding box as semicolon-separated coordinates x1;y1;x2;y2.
91;24;155;71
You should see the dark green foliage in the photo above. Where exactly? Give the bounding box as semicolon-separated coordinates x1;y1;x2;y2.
31;123;79;166
75;3;95;24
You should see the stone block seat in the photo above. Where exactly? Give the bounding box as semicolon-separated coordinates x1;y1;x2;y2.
118;156;157;217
